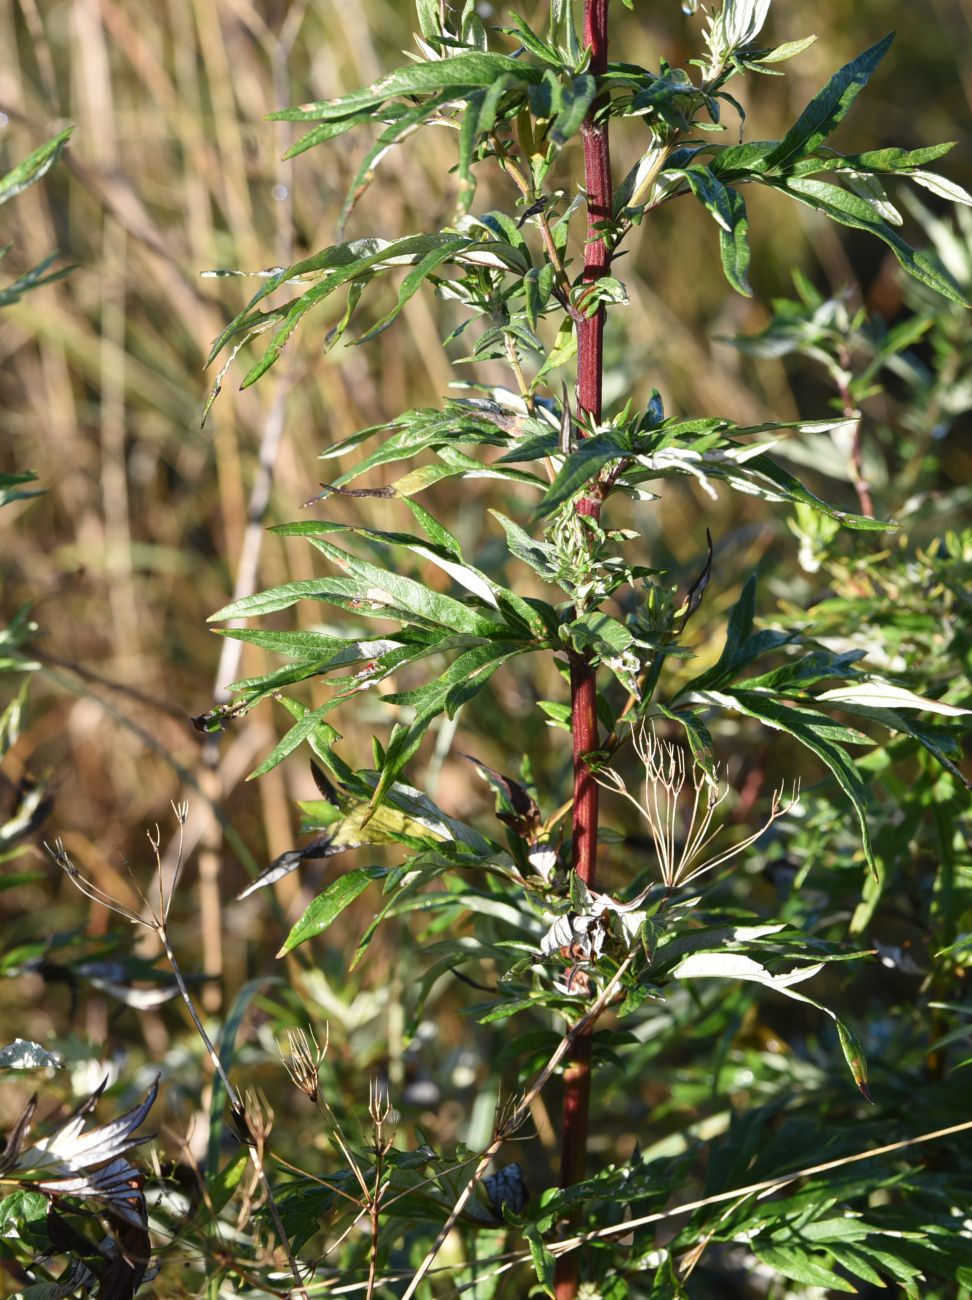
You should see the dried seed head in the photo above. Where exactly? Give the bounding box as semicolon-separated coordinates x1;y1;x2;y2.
368;1078;392;1127
281;1027;327;1103
45;839;147;927
598;721;796;891
242;1090;273;1147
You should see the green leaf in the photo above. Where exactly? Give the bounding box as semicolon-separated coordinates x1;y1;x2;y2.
225;655;379;703
0;127;73;206
276;518;504;611
335;93;457;234
566;611;633;656
735;648;864;693
833;141;956;173
765;34;895;171
208;233;525;383
708;139;779;179
754;1245;857;1292
551;73;596;144
814;692;971;788
489;509;561;583
211;559;498;637
536;431;627;518
754;35;818;66
299;773;491;855
301;525;549;637
533;315;577;389
457;90;483;215
669;439;892;528
205;1148;250;1216
694;687;876;875
773;176;969;305
654;705;716;779
328;402;516;485
216;627;402;662
718;185;752;296
679;576;794;694
674;952;870;1096
415;0;442;39
548;0;581;63
665;164;734;231
834;1019;871;1100
0;1190;47;1246
0;251;74;309
538;700;572;730
0;470;43;507
816;682;971;716
368;641;529;813
206;235;386;362
673;951;826;989
269;51;543;122
279;867;387;955
391;453;545;499
404;498;463;558
283;105;398;160
353;236;474;343
249;699;343;779
524;1223;557;1297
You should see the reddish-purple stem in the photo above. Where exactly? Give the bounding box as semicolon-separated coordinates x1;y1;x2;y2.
556;3;612;1295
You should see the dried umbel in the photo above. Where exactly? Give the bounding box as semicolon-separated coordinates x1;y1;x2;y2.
598;723;796;891
281;1027;328;1105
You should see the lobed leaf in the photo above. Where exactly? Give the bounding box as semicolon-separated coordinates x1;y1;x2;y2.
693;687;876;875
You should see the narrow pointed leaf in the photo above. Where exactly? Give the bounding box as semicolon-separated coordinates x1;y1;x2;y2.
267;52;543;123
693;687;876;875
279;867;387;956
765;35;895;171
773;176;969;306
0;128;73;206
536;432;627;518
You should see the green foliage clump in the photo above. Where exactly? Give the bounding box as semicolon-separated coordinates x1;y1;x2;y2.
2;3;971;1298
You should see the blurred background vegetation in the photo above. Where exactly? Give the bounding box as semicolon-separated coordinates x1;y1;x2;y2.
1;0;970;1291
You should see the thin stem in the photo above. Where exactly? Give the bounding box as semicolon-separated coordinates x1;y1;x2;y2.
836;346;873;517
491;131;576;310
401;955;635;1300
557;4;612;1296
503;330;534;410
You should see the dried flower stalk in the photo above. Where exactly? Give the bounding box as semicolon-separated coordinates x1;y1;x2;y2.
598;723;797;890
